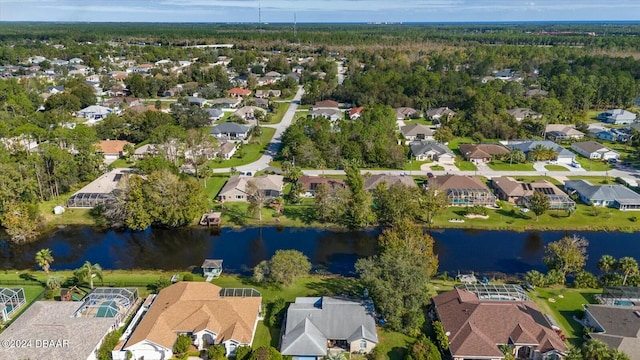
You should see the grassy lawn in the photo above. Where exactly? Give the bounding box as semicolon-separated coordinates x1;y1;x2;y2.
252;321;279;348
377;328;414;360
447;137;500;150
402;118;433;126
433;202;640;232
510;176;563;185
545;165;569;171
109;158;131;168
265;103;289;124
209;127;276;169
404;160;431;171
204;174;230;204
571;157;613;171
529;287;601;345
566;176;614;184
454;160;477;171
0;285;45;330
217;199;328;228
38;190;97;228
487;160;535;171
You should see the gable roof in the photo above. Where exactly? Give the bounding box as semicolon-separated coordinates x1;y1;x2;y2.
281;297;378;356
565;180;640;204
401;123;434;137
586;304;640;360
410;142;453;157
229;87;252;96
433;288;566;358
429;175;490;191
363;174;417;191
395;107;417;118
210;122;251;135
506;108;541;119
299;176;345;192
314;100;339;109
219;175;284;196
506;140;574;158
459;143;509;159
572;141;611;154
349;106;364;117
124;282;261;351
95;140;133;155
545;124;584;137
492;177;570;200
425;107;456;118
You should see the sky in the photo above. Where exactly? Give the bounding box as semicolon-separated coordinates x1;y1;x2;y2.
0;0;639;23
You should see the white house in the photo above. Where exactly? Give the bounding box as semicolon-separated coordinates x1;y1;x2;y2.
77;105;115;122
571;141;620;161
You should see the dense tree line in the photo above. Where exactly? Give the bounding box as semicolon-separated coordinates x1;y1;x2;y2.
281;105;405;169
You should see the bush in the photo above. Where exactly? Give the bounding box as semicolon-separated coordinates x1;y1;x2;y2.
524;270;546;287
266;297;287;327
43;289;55;300
153;277;172;293
573;271;598;289
183;273;194;281
173;334;192;355
600;272;624;287
408;335;441;360
630;216;638;222
367;344;389;360
432;320;449;352
248;346;282;360
208;344;227;360
545;269;565;286
97;329;123;360
235;346;253;360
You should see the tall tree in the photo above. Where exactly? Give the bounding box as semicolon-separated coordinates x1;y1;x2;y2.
419;184;450;226
184;128;217;178
529;191;550;221
343;163;373;228
543;235;588;278
246;181;268;223
356;221;436;334
618;257;639;286
35;248;54;275
373;183;420;227
74;261;103;289
267;250;312;286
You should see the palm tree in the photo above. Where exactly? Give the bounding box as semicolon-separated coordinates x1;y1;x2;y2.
74;261;103;289
582;339;611;360
597;255;617;274
618;257;639;286
610;349;631;360
46;275;65;290
35;248;54;275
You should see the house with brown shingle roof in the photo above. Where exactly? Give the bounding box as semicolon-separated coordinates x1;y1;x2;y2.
299;175;346;197
116;282;262;359
459;143;510;163
491;177;575;210
229;87;252;98
432;287;566;360
428;175;496;206
218;175;284;202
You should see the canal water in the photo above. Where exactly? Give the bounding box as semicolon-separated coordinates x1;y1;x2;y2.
0;227;637;276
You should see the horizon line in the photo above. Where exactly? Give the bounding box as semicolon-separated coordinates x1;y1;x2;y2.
1;20;640;25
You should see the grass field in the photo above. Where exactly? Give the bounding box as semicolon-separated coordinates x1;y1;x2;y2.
264;103;289;124
566;176;613;184
404;160;431;171
487;160;535;171
572;157;613;171
204;174;230;204
217;199;328;228
454;160;477;171
545;164;568;171
209;127;276;169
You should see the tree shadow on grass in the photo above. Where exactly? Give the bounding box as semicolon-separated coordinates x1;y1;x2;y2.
19;273;39;282
282;205;316;225
305;277;364;297
496;209;530;220
388;346;408;360
224;207;249;226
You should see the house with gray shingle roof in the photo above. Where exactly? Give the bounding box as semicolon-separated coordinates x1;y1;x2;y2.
210;122;251;141
425;107;456;122
598;109;637;125
409;141;455;164
565;180;640;211
280;297;378;358
506;108;542;122
584;304;640;360
363;174;418;191
571;141;620;161
506;140;575;165
401;124;434;142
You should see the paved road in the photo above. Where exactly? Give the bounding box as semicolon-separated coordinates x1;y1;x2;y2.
212;86;305;174
337;61;346;85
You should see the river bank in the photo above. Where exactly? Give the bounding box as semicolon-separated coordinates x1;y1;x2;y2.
37;197;640;234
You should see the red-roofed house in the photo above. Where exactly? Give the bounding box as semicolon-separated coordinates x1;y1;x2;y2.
349;106;364;119
95;140;134;164
432;287;566;360
229;88;252;98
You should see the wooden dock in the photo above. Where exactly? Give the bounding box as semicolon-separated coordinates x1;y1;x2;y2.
199;211;221;227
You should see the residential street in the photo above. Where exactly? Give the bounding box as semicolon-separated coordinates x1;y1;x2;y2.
212;85;304;174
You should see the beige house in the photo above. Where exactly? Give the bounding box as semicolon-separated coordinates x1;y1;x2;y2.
114;282;262;360
218;175;284;202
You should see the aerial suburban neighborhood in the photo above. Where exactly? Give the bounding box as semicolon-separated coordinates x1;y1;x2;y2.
1;8;640;360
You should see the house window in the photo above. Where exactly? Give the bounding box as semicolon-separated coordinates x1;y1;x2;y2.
359;340;367;349
236;195;244;200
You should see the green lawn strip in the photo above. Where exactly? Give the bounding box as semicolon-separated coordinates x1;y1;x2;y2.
571;157;612;171
377;328;414;360
265;103;289;124
204;174;230;203
511;176;563;185
545;165;569;171
454;160;477;171
432;203;640;232
487;160;535;171
208;127;276;169
404;160;431;171
529;288;601;345
447;137;500;150
252;321;279;348
566;176;615;184
217;200;323;227
402;118;433;126
109;158;130;168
